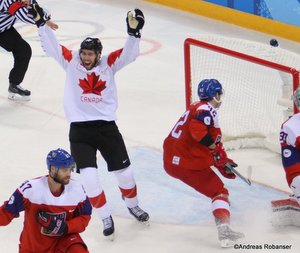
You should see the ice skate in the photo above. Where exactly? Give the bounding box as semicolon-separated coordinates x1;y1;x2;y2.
8;83;31;101
217;223;244;248
128;206;150;226
102;216;115;241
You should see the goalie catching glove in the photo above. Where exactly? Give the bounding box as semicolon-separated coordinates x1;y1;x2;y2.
126;9;145;38
27;3;50;27
35;211;68;236
211;143;237;179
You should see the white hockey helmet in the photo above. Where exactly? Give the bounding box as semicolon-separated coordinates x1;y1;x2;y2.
292;87;300;109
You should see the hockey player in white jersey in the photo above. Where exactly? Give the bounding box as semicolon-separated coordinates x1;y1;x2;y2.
272;87;300;225
27;3;149;239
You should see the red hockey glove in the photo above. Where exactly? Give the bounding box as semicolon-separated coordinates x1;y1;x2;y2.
211;143;237;179
215;160;237;179
35;211;68;236
211;143;228;168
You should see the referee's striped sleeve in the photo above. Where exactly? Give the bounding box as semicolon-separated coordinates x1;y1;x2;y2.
14;5;35;24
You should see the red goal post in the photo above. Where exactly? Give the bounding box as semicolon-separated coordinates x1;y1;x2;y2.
183;36;300;152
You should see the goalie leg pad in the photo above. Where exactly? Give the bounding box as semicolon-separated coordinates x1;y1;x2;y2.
271;198;300;226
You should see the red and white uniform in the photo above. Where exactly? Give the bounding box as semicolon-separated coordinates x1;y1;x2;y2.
280;112;300;185
163;101;230;223
38;25;140;123
0;176;92;253
163;101;221;170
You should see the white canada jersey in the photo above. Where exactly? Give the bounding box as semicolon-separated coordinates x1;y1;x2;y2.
38;25;140;123
280;113;300;147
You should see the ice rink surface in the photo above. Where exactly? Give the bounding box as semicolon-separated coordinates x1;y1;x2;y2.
1;0;300;252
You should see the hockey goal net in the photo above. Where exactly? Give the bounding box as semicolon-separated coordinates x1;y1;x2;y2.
184;36;300;153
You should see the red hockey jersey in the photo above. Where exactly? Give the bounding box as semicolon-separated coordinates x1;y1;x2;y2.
163;101;222;170
0;176;92;253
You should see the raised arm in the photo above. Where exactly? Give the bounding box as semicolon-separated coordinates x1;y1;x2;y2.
108;9;145;73
6;0;35;24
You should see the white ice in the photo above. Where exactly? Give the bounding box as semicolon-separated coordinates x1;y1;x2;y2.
1;0;300;252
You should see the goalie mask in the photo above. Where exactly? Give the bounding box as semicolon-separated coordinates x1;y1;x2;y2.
46;148;75;171
293;87;300;109
198;79;223;103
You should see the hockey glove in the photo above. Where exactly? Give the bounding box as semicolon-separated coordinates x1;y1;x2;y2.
211;143;237;179
126;9;145;38
27;3;49;27
211;143;228;168
35;211;68;236
215;160;237;179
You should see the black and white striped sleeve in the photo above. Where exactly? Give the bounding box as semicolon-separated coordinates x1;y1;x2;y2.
13;5;35;24
5;0;35;25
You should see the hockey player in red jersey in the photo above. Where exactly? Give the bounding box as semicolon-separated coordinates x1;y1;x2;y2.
27;3;149;239
272;87;300;223
0;148;92;253
163;79;244;247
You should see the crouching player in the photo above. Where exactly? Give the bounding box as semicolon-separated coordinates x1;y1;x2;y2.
272;87;300;225
163;79;244;247
0;148;92;253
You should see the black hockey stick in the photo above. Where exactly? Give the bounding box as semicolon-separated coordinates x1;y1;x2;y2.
225;163;252;186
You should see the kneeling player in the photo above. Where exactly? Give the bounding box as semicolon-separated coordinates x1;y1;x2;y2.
0;148;92;253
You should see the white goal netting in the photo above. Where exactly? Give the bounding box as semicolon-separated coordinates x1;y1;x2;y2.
185;35;300;153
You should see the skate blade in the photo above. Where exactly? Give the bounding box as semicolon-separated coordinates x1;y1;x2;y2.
220;239;235;248
141;220;150;226
8;93;31;101
105;232;115;241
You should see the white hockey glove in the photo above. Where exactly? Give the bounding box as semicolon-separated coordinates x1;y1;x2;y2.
126;9;145;38
290;176;300;204
293;87;300;109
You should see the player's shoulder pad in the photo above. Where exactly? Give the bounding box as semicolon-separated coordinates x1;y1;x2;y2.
195;110;213;126
17;176;45;197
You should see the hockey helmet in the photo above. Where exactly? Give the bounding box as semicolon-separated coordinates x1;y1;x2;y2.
80;37;103;54
197;79;223;101
293;87;300;109
46;148;75;171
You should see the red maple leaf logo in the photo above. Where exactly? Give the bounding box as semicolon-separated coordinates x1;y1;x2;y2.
79;73;106;95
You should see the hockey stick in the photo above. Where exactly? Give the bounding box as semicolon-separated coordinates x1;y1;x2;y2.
225;163;252;186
